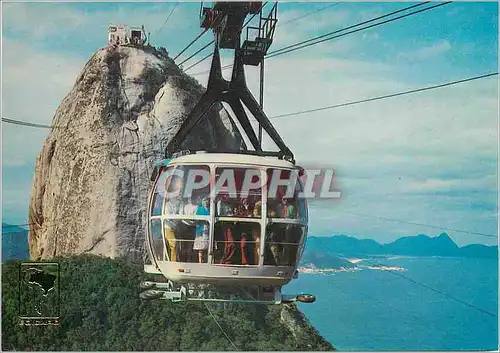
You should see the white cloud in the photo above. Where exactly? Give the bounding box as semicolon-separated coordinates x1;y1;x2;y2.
277;7;352;34
3;3;87;40
2;38;86;165
2;2;192;37
402;175;497;194
398;40;452;60
2;2;198;57
361;32;380;41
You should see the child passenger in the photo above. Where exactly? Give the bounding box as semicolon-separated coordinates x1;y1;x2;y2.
252;201;262;264
193;197;210;263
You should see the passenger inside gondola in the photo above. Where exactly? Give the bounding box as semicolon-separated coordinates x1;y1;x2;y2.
216;192;234;216
263;168;304;266
252;200;263;263
193;197;210;263
264;224;303;266
214;167;262;266
177;196;197;263
265;222;281;265
276;196;296;219
163;173;184;261
234;197;252;217
215;221;236;264
152;169;170;216
164;173;184;215
183;196;198;215
267;201;278;217
214;192;235;264
234;200;251;265
161;165;212;263
284;224;302;266
235;196;262;265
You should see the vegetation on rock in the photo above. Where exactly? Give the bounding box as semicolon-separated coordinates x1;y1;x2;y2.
2;254;334;351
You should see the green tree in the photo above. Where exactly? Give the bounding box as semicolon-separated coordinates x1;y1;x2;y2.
2;255;334;351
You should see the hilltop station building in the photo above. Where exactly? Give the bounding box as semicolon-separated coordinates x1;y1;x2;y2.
108;24;147;46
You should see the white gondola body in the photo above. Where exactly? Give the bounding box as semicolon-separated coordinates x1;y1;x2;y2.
145;153;308;288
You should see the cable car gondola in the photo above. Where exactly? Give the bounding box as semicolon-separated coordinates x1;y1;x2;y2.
140;1;315;305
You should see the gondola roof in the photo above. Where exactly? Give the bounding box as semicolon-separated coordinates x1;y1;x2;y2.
156;153;299;169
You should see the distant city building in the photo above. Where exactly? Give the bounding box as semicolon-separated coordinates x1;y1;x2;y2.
108;24;147;46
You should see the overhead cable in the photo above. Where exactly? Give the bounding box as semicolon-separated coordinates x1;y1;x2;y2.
3;72;497;138
278;2;344;27
178;41;213;67
155;1;180;36
2;117;54;129
268;1;430;56
173;28;210;61
266;2;452;59
189;2;451;76
184;53;212;72
357;255;497;318
268;72;498;120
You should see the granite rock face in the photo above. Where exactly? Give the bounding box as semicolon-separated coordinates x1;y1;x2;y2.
28;45;244;262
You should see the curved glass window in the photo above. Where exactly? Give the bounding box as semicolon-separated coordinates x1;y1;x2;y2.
163;165;211;216
148;164;212;264
151;166;172;216
296;182;308;222
148;163;308;268
161;165;211;263
212;221;260;266
163;218;210;263
149;218;164;261
263;224;305;267
214;167;263;219
266;168;306;221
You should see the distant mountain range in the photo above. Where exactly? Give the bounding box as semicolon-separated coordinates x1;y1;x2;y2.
2;223;29;261
303;233;498;263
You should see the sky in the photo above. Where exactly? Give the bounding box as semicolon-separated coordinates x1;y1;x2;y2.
2;1;498;246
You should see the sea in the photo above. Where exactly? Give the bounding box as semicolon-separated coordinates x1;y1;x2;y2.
285;256;498;351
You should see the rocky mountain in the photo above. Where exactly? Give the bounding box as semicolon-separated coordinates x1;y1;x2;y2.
384;233;460;256
28;45;244;262
459;243;498;258
304;233;498;259
306;234;383;258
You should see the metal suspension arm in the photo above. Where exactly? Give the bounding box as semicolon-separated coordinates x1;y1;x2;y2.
230;47;294;161
165;91;220;157
225;96;262;151
165;45;228;157
165;3;294;162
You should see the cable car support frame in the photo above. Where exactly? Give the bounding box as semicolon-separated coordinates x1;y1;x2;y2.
165;2;294;163
141;2;315;305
